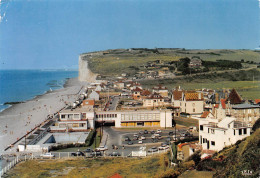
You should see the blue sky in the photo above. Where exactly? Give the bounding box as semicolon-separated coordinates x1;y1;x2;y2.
0;0;259;69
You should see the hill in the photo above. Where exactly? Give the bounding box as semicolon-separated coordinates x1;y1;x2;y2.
80;48;260;77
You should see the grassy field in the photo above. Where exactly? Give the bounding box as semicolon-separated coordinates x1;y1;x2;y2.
85;49;260;76
7;154;180;178
174;118;199;127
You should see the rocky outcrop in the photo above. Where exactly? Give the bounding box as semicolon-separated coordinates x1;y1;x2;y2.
78;54;97;82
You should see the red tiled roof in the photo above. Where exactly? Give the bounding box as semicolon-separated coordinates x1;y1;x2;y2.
132;87;143;92
141;90;151;96
185;92;204;101
221;99;226;109
255;99;260;104
173;90;183;100
201;111;210;118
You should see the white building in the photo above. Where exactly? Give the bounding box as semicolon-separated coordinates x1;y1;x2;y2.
50;106;95;132
96;110;173;128
180;92;204;115
199;117;251;151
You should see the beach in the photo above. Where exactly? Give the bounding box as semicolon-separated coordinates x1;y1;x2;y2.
0;77;90;153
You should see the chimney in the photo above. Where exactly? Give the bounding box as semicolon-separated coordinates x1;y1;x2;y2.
198;93;201;100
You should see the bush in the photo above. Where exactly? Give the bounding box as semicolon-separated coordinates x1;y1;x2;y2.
85;129;96;146
252;118;260;132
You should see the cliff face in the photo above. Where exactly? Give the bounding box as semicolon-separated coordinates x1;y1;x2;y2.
78;54;97;82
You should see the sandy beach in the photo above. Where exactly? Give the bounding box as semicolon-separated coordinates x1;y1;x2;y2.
0;78;90;153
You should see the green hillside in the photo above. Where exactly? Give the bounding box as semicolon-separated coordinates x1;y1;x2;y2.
83;48;260;76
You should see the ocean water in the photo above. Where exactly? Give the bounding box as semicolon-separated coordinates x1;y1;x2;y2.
0;70;78;112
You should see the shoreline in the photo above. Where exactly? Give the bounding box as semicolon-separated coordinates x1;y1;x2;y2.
0;76;93;153
0;77;75;115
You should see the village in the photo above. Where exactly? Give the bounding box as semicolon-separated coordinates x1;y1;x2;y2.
3;68;257;166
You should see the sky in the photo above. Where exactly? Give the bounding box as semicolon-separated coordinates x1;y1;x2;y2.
0;0;259;69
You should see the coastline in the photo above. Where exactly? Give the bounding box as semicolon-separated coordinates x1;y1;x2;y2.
0;76;93;153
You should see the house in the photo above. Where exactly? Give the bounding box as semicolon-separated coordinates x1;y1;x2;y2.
89;91;100;101
142;93;166;108
152;85;168;97
254;99;260;105
140;90;151;99
199;117;251;151
231;103;260;124
132;87;143;100
189;58;202;68
180;92;204;115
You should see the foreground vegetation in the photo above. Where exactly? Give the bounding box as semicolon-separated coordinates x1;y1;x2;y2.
7;154;194;178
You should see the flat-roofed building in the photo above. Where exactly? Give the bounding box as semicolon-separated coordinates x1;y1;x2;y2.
50;106;95;132
95;110;172;128
199;117;251;151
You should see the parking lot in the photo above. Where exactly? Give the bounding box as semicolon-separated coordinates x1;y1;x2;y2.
103;126;197;157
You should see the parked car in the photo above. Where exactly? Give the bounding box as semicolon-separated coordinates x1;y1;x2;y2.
138;139;143;144
148;147;158;152
166;137;171;142
156;129;162;133
161;142;167;147
133;137;138;141
152;138;158;143
154;133;160;137
84;148;93;153
109;152;121;156
124;137;131;141
150;130;155;134
95;146;108;151
133;133;139;137
71;151;85;157
157;135;163;140
40;153;55;158
158;145;169;150
168;131;174;135
141;136;146;140
144;130;148;134
128;141;134;145
151;135;156;139
139;131;144;135
91;151;102;157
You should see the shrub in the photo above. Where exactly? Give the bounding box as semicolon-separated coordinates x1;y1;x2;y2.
85;129;96;146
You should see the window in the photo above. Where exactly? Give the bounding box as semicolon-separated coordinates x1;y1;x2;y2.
68;114;73;119
208;128;209;133
200;125;203;131
61;115;65;119
211;141;215;146
211;129;215;134
74;114;80;119
239;129;242;135
243;128;247;134
193;108;195;112
192;103;195;107
224;131;226;135
234;130;236;135
115;114;117;117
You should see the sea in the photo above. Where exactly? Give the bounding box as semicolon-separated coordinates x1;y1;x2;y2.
0;69;78;112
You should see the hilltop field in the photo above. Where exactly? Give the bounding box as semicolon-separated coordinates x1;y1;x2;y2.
82;48;260;99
